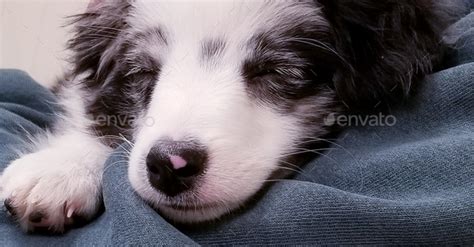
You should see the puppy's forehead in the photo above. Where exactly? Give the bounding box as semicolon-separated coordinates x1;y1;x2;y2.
129;0;324;45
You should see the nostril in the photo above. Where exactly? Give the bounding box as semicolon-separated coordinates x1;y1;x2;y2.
147;163;159;175
146;153;161;175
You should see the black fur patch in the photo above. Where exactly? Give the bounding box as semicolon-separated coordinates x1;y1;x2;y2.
65;1;164;146
317;0;459;110
242;0;455;112
67;0;132;85
242;22;337;112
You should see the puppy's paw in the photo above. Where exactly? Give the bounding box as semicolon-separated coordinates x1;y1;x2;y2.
0;149;103;233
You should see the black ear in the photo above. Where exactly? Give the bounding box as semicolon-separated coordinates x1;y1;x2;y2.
67;0;131;86
318;0;459;110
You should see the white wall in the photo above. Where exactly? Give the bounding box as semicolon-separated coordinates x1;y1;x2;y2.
0;0;88;87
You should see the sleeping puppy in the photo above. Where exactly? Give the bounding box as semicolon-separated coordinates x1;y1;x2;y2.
0;0;458;232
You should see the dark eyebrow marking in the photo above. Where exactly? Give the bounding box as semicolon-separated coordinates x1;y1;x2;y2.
200;38;226;62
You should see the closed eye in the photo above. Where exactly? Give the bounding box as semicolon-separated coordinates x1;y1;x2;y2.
252;67;279;78
251;66;305;81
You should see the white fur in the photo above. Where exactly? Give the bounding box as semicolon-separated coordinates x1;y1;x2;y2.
128;0;323;222
0;83;111;232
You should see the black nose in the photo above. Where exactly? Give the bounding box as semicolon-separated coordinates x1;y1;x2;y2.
146;139;208;197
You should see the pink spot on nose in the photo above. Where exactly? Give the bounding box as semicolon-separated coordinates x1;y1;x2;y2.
169;155;187;170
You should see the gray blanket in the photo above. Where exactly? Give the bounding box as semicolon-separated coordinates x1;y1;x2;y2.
0;8;473;246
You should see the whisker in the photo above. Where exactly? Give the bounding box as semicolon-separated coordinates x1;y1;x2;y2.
103;160;128;173
279;160;306;173
279;147;335;158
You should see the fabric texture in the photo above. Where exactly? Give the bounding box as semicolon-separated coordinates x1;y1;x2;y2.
1;8;473;246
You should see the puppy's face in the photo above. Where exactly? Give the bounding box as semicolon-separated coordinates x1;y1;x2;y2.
71;0;442;223
123;0;337;222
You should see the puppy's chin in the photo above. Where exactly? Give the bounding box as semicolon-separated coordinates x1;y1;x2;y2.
157;202;239;223
129;176;242;223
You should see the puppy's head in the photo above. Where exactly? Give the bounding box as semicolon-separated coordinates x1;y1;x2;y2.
68;0;450;222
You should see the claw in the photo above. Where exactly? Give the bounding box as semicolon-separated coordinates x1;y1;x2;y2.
66;207;74;218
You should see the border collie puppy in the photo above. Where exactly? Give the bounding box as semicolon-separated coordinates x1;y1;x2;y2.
0;0;458;232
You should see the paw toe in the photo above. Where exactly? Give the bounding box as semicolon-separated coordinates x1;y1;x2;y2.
28;211;46;223
4;198;15;215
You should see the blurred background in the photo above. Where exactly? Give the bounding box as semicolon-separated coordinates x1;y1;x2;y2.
0;0;88;88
